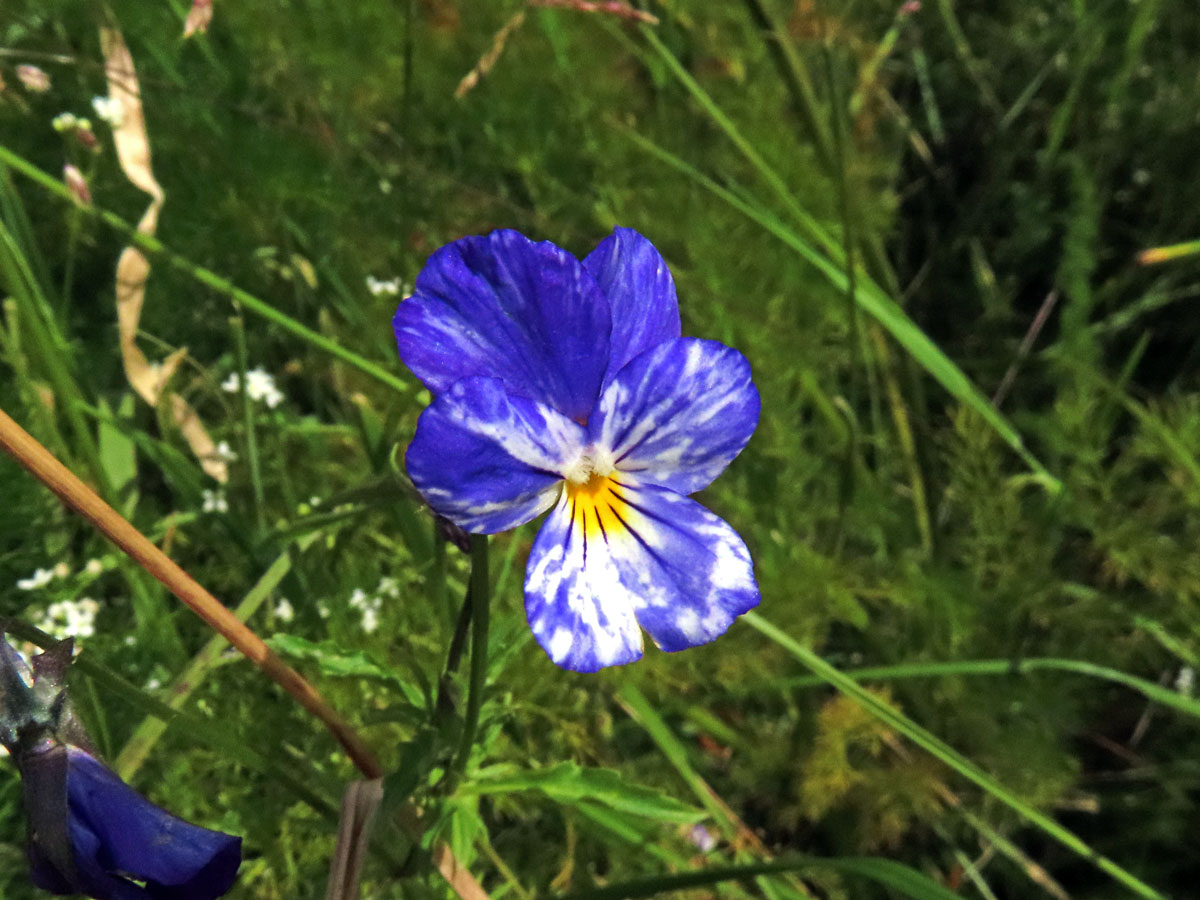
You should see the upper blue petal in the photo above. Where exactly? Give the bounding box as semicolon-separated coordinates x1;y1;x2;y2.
406;375;587;533
64;748;241;900
583;227;681;389
394;229;613;421
589;338;760;495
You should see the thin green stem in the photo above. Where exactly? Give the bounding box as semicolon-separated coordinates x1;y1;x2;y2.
450;535;490;784
726;655;1200;720
229;314;266;534
0;144;410;396
744;612;1167;900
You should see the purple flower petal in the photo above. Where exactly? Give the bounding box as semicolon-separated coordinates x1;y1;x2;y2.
590;338;760;495
64;747;241;900
19;745;240;900
523;475;758;671
583;227;681;388
406;376;587;533
394;229;612;421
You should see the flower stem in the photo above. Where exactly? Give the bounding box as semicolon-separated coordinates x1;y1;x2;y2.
450;535;489;786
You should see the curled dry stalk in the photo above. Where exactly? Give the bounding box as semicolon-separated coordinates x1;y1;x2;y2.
0;406;490;900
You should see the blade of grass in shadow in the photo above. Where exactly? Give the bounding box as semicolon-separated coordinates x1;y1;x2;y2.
556;856;964;900
614;123;1058;489
743;612;1167;900
0;145;410;396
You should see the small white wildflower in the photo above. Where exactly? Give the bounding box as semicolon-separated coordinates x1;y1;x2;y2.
17;568;56;590
225;367;285;408
361;606;381;634
274;598;295;623
246;368;284;407
145;677;162;691
54;561;71;579
84;558;104;576
349;588;370;610
366;275;403;297
1175;667;1195;696
202;488;229;513
317;601;331;619
91;95;124;127
214;440;238;462
38;597;100;639
377;576;401;599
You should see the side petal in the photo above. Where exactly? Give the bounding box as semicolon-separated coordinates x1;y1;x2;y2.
590;338;760;495
583;227;681;387
406;376;586;533
394;229;612;421
610;482;759;652
524;492;644;673
64;748;241;900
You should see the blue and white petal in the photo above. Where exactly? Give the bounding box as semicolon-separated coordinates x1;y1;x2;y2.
610;482;759;652
524;491;645;673
589;338;760;496
583;227;681;387
523;475;758;671
407;376;587;533
394;229;612;421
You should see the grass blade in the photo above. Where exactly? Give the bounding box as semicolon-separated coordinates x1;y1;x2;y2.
744;612;1167;900
557;856;964;900
616;124;1058;488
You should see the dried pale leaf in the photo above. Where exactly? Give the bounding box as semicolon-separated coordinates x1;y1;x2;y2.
183;0;214;38
171;394;227;482
101;25;227;484
100;28;163;204
527;0;659;24
455;10;526;99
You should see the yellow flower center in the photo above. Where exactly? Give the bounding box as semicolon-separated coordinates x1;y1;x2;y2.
564;471;632;542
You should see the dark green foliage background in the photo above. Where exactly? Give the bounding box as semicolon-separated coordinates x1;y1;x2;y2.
1;1;1199;898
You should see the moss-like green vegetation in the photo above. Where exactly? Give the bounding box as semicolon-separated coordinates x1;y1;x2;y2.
2;1;1199;898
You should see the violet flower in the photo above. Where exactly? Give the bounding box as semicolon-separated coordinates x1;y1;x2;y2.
1;635;241;900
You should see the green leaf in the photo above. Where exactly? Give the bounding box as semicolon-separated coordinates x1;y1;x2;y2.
266;634;424;708
464;762;704;824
